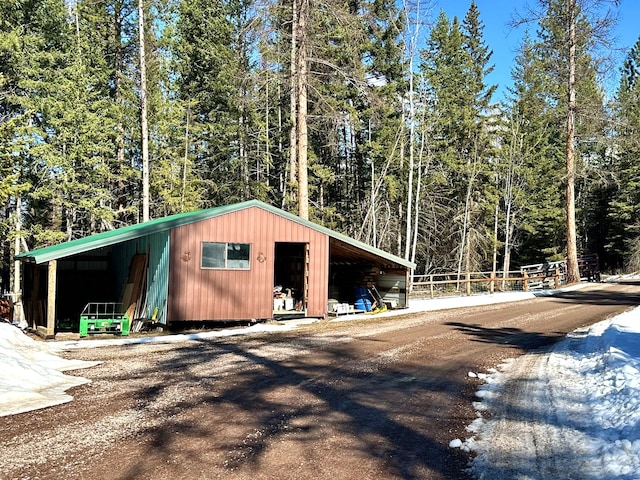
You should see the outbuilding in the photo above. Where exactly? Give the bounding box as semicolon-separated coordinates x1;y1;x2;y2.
16;200;414;337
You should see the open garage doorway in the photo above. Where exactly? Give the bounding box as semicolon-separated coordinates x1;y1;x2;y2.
273;242;308;316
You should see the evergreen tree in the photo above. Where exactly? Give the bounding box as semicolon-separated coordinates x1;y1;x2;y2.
0;0;34;266
331;0;407;249
508;0;612;272
260;0;405;239
146;0;197;216
506;34;566;265
301;0;369;225
357;0;406;252
609;37;640;269
20;0;135;243
175;0;241;207
418;4;497;273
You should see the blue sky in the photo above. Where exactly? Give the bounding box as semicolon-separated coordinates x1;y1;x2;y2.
433;0;640;100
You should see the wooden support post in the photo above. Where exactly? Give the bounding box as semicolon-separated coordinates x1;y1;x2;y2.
30;264;40;330
554;267;560;289
466;271;471;296
489;273;495;294
38;260;57;339
523;270;529;292
405;268;411;308
430;275;434;299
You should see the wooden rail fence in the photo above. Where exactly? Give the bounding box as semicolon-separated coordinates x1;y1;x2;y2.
410;267;565;298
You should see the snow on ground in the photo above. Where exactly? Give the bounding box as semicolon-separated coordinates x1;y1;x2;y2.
3;281;640;479
456;304;640;480
50;321;300;351
0;285;591;419
0;323;98;417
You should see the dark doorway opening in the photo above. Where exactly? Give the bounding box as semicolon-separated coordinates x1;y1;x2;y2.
274;242;308;314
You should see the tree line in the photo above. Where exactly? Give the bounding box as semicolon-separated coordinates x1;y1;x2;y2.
1;0;639;295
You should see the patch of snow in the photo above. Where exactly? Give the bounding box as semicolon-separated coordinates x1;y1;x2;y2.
449;438;463;448
464;305;640;480
52;321;299;351
0;323;98;417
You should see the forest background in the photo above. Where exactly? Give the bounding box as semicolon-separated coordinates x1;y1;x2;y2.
2;0;640;295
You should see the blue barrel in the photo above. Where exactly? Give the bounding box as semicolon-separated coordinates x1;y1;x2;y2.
354;298;372;311
354;288;372;311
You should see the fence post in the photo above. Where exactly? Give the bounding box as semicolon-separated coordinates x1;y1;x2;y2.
523;270;529;292
554;267;560;289
466;271;471;296
430;275;434;299
490;273;495;294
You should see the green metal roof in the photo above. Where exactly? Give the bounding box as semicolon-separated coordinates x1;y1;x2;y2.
16;200;415;269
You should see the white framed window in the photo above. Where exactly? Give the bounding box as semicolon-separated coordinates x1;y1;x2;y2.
201;242;251;270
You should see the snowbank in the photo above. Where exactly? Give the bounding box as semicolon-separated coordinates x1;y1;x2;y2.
0;323;98;417
460;306;640;479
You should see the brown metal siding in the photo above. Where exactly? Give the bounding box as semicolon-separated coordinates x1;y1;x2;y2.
168;206;329;321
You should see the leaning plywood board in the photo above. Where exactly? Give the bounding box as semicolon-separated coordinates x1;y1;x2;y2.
120;254;148;320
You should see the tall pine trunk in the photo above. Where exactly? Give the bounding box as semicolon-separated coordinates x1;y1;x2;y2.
404;85;415;261
288;0;298;206
181;106;190;212
410;126;428;273
457;178;473;281
113;0;127;220
565;0;579;282
502;147;515;283
138;0;150;222
502;181;514;283
295;0;309;220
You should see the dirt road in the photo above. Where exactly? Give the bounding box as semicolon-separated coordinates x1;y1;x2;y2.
2;281;639;480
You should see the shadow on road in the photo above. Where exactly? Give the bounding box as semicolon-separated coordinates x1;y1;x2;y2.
116;335;475;480
80;282;640;480
543;289;640;306
444;322;566;351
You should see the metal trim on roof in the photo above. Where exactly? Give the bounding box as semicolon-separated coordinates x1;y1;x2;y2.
16;200;415;269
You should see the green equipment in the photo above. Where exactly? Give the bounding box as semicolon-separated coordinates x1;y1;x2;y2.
79;302;130;337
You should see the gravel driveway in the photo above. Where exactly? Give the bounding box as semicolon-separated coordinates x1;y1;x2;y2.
2;281;638;480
